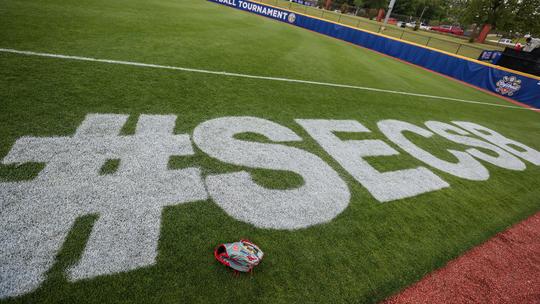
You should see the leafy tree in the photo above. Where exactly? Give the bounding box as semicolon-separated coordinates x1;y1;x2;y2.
393;0;416;16
417;0;445;21
512;0;540;36
392;0;444;23
455;0;540;41
362;0;387;19
353;0;364;15
364;0;388;9
437;0;468;25
461;0;517;30
341;2;350;13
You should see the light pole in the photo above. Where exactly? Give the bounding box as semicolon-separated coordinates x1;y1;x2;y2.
414;6;427;31
381;0;397;31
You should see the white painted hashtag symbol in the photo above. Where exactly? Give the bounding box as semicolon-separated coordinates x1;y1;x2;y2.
0;114;207;298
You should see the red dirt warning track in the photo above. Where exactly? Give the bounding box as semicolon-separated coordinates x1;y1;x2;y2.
384;212;540;304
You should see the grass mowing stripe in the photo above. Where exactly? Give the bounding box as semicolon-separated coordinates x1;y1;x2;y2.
0;48;533;111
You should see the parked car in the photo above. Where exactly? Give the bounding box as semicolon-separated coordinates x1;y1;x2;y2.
387;17;398;25
405;21;431;30
430;25;464;36
497;38;516;47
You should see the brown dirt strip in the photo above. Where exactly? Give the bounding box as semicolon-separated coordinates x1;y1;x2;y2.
383;212;540;304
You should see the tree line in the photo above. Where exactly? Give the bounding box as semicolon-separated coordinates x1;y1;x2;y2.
320;0;540;36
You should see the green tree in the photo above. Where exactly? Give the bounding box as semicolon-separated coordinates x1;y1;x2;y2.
363;0;387;19
353;0;365;15
417;0;446;21
438;0;468;25
512;0;540;36
393;0;416;19
391;0;445;23
461;0;517;30
341;2;350;13
364;0;388;9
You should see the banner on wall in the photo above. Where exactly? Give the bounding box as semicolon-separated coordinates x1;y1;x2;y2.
478;50;502;64
211;0;297;23
291;0;317;7
208;0;540;109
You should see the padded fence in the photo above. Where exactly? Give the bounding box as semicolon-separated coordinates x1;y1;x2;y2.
208;0;540;109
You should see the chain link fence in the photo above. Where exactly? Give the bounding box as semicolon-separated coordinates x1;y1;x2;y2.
257;0;503;59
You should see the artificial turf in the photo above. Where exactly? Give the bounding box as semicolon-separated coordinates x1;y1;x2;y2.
0;0;539;303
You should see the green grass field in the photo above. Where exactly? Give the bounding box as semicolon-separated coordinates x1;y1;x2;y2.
259;0;503;59
1;0;539;303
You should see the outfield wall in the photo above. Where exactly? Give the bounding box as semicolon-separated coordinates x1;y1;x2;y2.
208;0;540;109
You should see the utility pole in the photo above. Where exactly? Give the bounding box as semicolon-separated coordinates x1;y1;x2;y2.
414;6;427;31
419;6;427;21
381;0;397;31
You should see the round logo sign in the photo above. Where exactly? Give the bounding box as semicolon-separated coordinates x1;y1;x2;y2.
495;75;521;96
288;13;296;24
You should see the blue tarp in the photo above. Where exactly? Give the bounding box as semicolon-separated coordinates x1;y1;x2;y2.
208;0;540;109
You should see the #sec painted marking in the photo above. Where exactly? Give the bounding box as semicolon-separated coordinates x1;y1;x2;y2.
1;114;540;299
